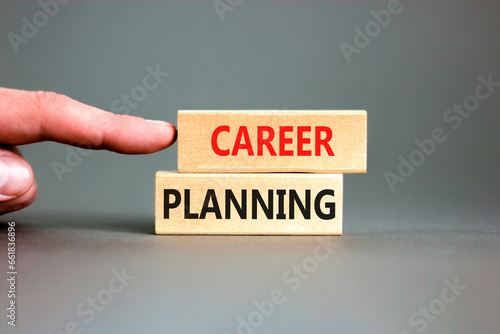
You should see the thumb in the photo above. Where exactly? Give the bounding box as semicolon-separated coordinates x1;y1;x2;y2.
0;147;37;215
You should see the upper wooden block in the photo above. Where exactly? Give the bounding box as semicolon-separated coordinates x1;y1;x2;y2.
177;110;367;173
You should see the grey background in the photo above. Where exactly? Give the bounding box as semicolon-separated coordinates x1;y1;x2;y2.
0;1;499;333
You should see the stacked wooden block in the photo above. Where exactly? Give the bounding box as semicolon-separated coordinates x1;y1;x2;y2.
155;110;367;235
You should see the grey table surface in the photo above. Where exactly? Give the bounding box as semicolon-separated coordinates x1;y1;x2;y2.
1;214;499;334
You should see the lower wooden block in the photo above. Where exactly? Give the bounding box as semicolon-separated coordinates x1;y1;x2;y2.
155;172;342;235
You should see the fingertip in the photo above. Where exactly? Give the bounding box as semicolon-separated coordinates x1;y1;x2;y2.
0;156;34;202
135;118;177;151
0;180;38;215
164;123;177;148
144;120;177;151
145;119;172;127
100;116;177;154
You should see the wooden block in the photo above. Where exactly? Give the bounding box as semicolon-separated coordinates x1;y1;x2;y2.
177;110;366;173
155;172;342;235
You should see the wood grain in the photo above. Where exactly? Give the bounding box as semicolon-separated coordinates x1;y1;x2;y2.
156;172;342;235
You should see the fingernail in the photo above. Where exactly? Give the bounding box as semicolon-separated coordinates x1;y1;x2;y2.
146;119;173;127
0;157;32;201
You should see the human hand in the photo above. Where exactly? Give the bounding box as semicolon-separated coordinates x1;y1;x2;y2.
0;88;176;215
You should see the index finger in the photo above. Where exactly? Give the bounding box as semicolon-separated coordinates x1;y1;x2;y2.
0;88;176;154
